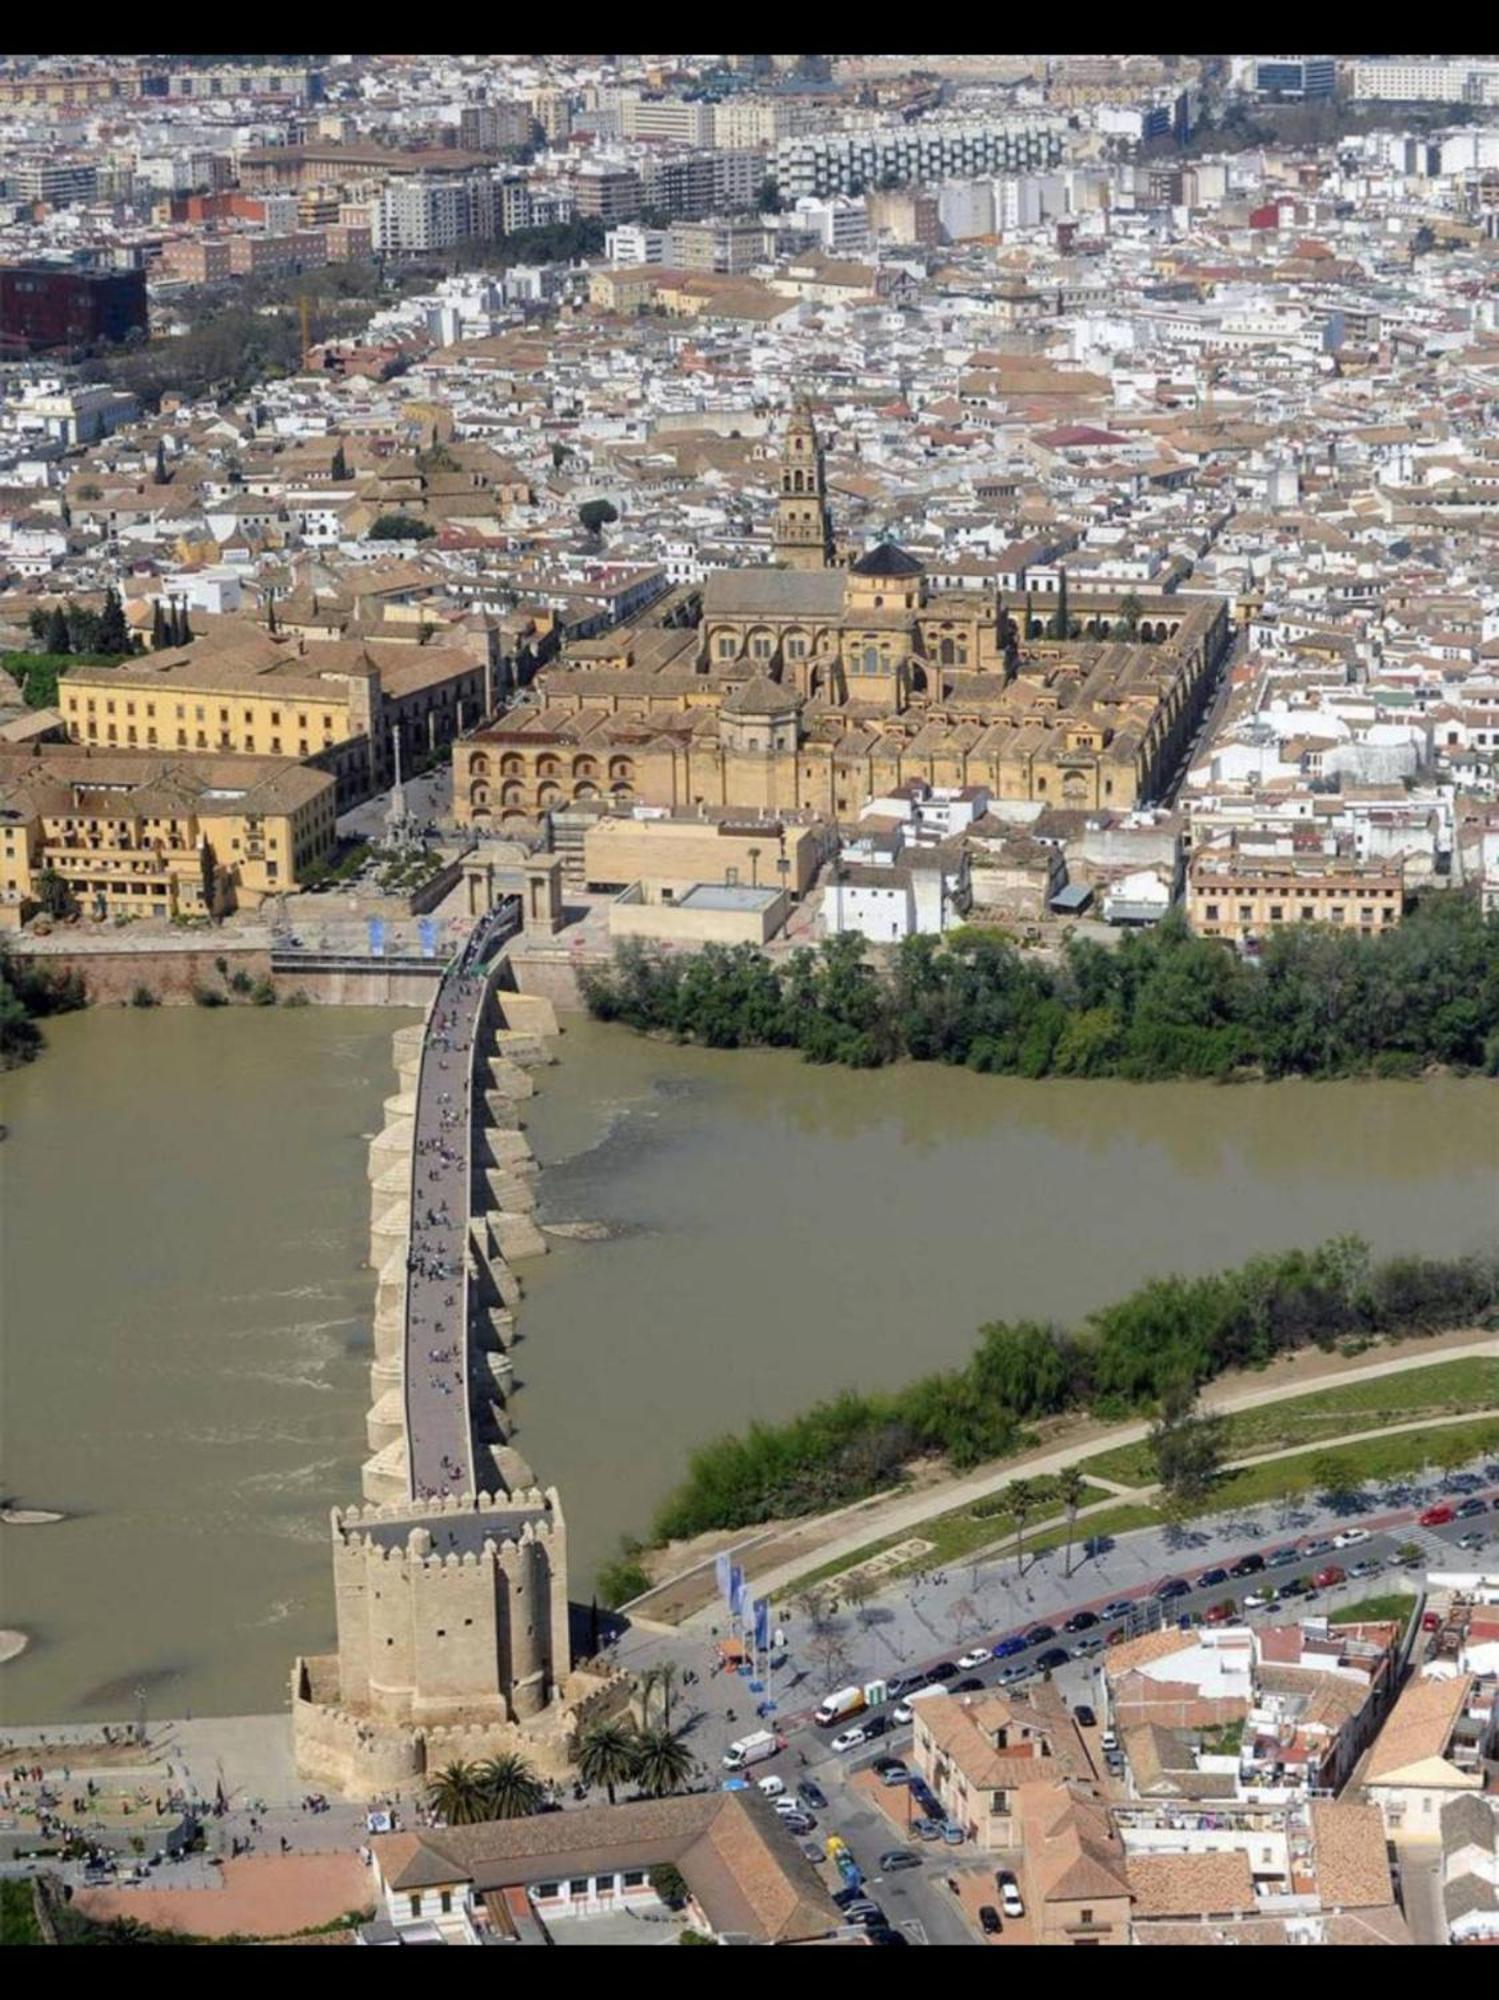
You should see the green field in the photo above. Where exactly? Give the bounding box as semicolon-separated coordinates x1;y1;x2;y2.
1329;1593;1418;1627
791;1479;1114;1592
1196;1417;1499;1516
0;1879;41;1947
1078;1358;1499;1487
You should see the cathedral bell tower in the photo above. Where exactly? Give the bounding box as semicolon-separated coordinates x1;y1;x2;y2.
773;404;834;571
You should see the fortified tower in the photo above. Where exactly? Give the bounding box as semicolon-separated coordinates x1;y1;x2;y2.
773;403;834;571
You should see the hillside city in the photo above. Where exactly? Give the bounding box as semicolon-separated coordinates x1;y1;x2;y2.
1;50;1498;1955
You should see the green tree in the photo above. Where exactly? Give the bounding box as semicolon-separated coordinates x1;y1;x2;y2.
649;1861;689;1909
36;867;77;920
154;437;169;484
578;498;619;539
1006;1477;1038;1575
44;607;70;655
151;599;170;650
1312;1452;1359;1510
756;176;785;214
330;441;349;481
1119;591;1144;639
1050;567;1069;641
1148;1388;1228;1510
1057;1465;1087;1578
632;1725;694;1799
576;1719;639;1806
97;587;129;657
427;1759;489;1826
369;513;435;541
475;1750;544;1820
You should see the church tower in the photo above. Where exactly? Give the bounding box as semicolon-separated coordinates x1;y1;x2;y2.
774;404;834;571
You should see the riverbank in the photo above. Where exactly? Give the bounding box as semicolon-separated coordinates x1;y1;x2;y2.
621;1328;1499;1624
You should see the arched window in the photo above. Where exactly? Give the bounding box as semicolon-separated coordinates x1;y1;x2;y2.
469;752;490;777
940;638;955;666
863;646;880;674
501;754;524;777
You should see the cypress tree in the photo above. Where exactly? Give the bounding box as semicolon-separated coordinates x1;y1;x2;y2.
151;599;168;650
44;606;70;654
177;600;193;646
98;587;129;657
331;442;348;482
1052;566;1069;642
155;438;169;485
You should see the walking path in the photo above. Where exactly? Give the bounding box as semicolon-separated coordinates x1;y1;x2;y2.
656;1333;1499;1626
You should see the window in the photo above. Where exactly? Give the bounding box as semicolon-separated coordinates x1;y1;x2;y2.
1238;905;1253;924
1081;1909;1093;1925
439;1890;452;1914
408;1895;421;1919
1269;905;1283;922
1204;903;1219;922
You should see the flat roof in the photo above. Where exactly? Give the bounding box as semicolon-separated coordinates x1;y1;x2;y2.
678;883;781;912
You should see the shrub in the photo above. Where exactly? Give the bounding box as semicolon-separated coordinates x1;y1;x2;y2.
190;984;227;1008
282;989;312;1007
227;968;253;995
595;1555;652;1608
130;985;158;1008
249;977;277;1006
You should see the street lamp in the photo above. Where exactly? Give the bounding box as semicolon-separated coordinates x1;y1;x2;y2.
748;846;761;888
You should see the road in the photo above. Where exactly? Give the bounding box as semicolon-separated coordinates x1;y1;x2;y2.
402;901;520;1502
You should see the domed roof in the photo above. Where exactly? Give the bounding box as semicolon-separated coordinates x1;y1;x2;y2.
850;540;925;578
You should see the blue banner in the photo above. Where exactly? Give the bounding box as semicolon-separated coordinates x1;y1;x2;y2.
715;1554;733;1608
418;917;439;959
753;1597;770;1654
368;917;386;958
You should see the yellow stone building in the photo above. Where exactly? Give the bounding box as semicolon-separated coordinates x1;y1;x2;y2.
453;411;1230;830
58;627;487;809
0;747;336;924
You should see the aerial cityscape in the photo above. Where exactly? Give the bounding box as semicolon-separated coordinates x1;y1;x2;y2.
3;47;1499;1952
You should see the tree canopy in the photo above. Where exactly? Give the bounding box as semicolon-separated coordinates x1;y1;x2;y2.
582;896;1499;1081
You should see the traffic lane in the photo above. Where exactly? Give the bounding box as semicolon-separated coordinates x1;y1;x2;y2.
783;1498;1496;1745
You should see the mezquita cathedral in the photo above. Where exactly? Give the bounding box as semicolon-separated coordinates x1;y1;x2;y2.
455;407;1229;828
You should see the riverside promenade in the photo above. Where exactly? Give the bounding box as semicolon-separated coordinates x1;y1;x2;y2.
402;900;521;1503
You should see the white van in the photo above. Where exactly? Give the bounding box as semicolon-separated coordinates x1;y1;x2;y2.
722;1729;785;1771
814;1685;867;1729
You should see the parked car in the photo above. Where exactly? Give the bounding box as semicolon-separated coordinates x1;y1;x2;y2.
862;1713;890;1740
866;1927;909;1947
883;1673;917;1701
1279;1575;1309;1598
1021;1626;1055;1648
992;1635;1027;1660
1458;1497;1489;1518
1302;1537;1335;1557
1196;1567;1229;1590
1422;1610;1442;1633
1314;1565;1346;1589
941;1822;966;1845
873;1758;910;1787
954;1677;986;1693
1267;1547;1302;1568
927;1661;959;1681
1333;1527;1370;1549
1104;1628;1127;1648
892;1702;915;1726
1230;1553;1265;1577
879;1850;922;1872
994;1663;1030;1686
802;1840;826;1864
1419;1504;1455;1527
1457;1531;1487;1551
1242;1588;1276;1611
797;1780;828;1811
778;1809;816;1834
997;1870;1026;1919
911;1817;944;1842
1074;1635;1105;1657
1063;1609;1098;1632
757;1774;786;1798
1347;1560;1382;1580
979;1905;1003;1936
1073;1704;1097;1729
1101;1599;1134;1620
1155;1578;1189;1600
845;1900;885;1927
830;1726;869;1754
1203;1599;1237;1626
1100;1730;1119;1753
957;1648;993;1671
1035;1647;1071;1671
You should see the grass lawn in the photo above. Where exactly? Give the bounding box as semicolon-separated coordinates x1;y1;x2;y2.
1078;1357;1499;1488
1198;1417;1499;1516
0;1878;41;1946
1022;1500;1162;1559
790;1479;1115;1593
1329;1592;1418;1627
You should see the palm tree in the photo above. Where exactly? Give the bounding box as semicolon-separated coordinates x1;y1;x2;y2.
632;1724;694;1799
428;1758;489;1826
634;1664;664;1730
1057;1467;1087;1579
475;1751;544;1820
576;1720;640;1806
1119;591;1144;640
655;1661;681;1730
1007;1478;1038;1577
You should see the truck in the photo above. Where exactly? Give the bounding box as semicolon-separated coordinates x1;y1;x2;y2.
814;1685;867;1729
721;1729;786;1772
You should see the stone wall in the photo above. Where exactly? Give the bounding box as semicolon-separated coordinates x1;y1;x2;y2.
13;943;269;1005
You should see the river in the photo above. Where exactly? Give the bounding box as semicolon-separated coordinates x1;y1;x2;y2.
1;1007;1496;1721
0;1006;412;1727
